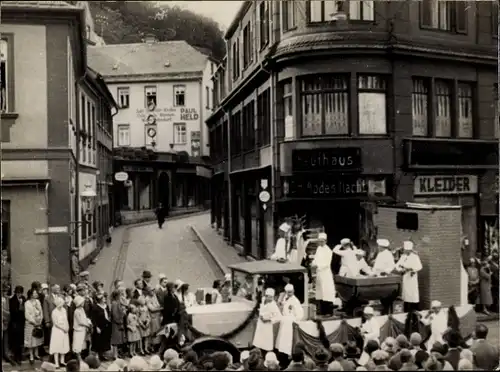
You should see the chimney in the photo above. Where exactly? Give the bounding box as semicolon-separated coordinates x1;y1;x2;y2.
143;34;157;44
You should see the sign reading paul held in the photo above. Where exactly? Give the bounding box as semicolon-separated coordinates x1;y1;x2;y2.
413;175;478;196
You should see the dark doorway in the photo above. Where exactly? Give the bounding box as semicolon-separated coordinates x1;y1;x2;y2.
158;172;170;213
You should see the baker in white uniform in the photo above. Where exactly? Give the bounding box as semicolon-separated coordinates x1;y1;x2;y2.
293;225;311;265
372;239;396;276
395;241;423;312
360;306;380;343
311;232;336;316
252;288;282;352
270;222;291;261
333;238;358;277
354;249;373;276
276;284;304;355
421;300;448;351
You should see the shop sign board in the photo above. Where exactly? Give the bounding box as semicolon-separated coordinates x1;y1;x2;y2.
291;148;362;172
114;172;129;182
137;108;176;123
180;108;199;121
413;175;478;196
284;176;387;198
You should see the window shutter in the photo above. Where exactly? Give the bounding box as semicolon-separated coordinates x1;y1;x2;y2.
455;1;467;33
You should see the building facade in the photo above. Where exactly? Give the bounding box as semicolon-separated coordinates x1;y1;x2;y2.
207;0;498;260
89;39;215;224
0;1;117;290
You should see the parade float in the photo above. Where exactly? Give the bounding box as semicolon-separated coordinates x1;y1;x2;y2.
185;203;476;359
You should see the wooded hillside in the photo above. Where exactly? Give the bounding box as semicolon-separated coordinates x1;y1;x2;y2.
87;1;226;61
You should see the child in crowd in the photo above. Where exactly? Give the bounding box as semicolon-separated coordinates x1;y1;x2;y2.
127;304;140;357
72;295;92;361
137;296;151;354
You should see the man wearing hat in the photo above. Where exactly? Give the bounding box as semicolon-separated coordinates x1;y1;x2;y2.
354;249;373;276
333;238;359;277
252;288;281;352
421;300;448;351
142;270;153;290
70;247;80;282
276;284;304;355
373;239;396;276
270;222;291;261
395;241;423;312
311;232;336;316
78;271;95;296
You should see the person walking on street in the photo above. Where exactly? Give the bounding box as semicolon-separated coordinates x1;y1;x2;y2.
479;259;493;315
155;203;166;229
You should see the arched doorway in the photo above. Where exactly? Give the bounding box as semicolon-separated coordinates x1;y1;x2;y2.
158;172;170;213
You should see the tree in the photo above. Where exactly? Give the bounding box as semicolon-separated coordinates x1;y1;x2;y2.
88;1;225;61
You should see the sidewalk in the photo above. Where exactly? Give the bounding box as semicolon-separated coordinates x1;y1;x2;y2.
189;216;248;274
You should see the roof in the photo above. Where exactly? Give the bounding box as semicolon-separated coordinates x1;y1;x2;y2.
228;260;307;275
86;67;118;109
0;1;78;10
88;41;209;77
224;1;252;40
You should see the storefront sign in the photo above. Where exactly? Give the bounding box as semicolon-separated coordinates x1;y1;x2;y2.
136;108;176;123
180;108;199;121
122;166;153;173
114;172;129;182
413;175;478;196
292;148;361;172
283;176;387;198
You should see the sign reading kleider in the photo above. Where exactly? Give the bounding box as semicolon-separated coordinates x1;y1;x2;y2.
414;175;478;196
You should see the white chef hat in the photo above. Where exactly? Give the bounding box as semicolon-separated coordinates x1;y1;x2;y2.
265;288;275;297
377;239;390;248
364;306;374;315
341;238;351;245
284;284;294;292
403;241;414;251
279;222;291;233
224;273;232;282
174;279;183;288
158;273;167;280
431;300;442;308
41;283;49;289
355;249;366;256
318;232;327;240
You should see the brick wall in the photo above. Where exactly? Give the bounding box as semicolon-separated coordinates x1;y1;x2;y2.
374;206;462;308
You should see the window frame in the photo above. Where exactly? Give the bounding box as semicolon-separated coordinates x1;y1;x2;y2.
242;22;253;68
173;122;187;144
282;0;297;32
349;0;375;22
257;89;271;147
419;0;468;34
0;34;15;114
307;0;375;23
259;0;270;50
173;84;186;107
117;87;130;109
144;85;157;109
412;77;430;137
434;79;453;138
357;74;388;135
232;40;240;81
457;81;474;139
230;111;242;156
117;124;131;147
242;102;256;152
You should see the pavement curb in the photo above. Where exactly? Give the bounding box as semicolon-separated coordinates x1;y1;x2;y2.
190;225;229;276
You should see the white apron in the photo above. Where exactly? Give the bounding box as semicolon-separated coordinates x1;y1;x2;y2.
313;245;336;302
396;253;423;303
276;295;304;355
423;311;448;351
252;301;281;351
333;245;358;277
373;249;396;275
270;238;288;261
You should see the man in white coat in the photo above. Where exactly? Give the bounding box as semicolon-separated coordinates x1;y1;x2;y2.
270;223;291;261
354;249;373;276
395;241;423;312
421;300;448;351
372;239;396;276
357;305;381;365
311;232;336;316
253;288;282;352
276;284;304;356
333;238;358;277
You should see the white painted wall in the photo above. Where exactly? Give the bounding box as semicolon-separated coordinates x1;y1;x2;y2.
110;79;207;155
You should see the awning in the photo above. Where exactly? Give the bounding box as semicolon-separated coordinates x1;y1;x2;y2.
1;177;50;186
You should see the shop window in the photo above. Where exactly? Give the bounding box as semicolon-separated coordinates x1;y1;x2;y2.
257;89;271;146
259;0;269;48
283;80;293;139
457;82;474;138
145;86;157;109
117;124;130;146
282;0;296;32
242;102;255;152
358;75;387;135
420;0;467;33
434;80;452;137
412;78;429;136
173;123;187;144
174;85;185;107
175;179;186;207
117;87;130;109
300;75;349;136
138;173;153;210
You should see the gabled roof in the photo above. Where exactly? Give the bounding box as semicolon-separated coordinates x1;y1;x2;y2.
0;1;77;10
88;41;209;78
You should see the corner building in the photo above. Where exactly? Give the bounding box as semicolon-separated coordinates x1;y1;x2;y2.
207;0;498;260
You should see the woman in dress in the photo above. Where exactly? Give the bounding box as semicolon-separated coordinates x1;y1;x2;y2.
24;289;44;364
72;295;92;361
110;290;126;360
91;292;112;360
127;304;141;357
49;297;70;368
145;287;162;351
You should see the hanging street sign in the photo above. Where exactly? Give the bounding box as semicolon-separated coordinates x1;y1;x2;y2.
114;172;129;182
260;179;269;190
